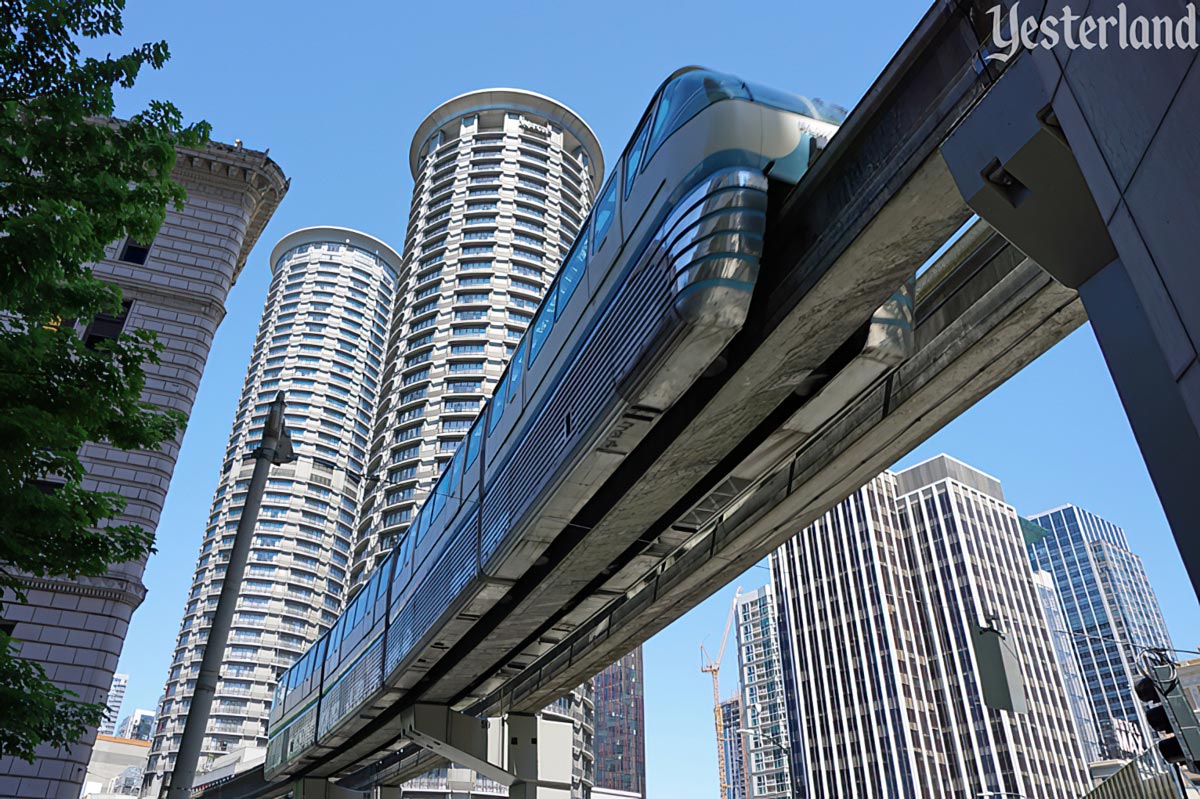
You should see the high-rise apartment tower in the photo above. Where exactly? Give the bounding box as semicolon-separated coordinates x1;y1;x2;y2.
353;88;602;583
142;227;401;796
734;585;791;799
719;696;749;799
346;88;603;799
102;673;130;736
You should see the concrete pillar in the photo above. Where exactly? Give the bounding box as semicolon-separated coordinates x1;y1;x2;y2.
942;40;1200;597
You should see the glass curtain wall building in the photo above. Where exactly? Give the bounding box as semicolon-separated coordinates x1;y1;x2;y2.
1026;504;1173;760
352;89;603;799
769;458;1093;799
142;228;401;796
592;648;646;797
1030;568;1104;763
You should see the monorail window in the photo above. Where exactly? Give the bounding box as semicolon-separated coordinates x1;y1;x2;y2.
646;70;749;160
624;120;650;199
414;500;431;546
465;418;483;468
529;287;558;364
488;376;508;434
370;569;384;607
557;228;589;316
591;179;617;253
508;340;526;403
428;471;448;521
445;452;465;506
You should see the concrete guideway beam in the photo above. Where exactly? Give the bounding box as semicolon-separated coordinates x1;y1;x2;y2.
343;226;1086;789
330;2;1027;789
467;231;1085;720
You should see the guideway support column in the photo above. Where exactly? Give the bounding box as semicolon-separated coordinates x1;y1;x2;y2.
399;704;573;798
942;47;1200;597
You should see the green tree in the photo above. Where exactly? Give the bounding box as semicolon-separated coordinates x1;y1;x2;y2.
0;0;209;761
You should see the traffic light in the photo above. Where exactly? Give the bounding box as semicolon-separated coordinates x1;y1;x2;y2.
1134;653;1200;770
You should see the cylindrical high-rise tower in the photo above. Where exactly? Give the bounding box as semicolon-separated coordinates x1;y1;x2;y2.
143;227;401;796
352;89;603;799
353;90;603;585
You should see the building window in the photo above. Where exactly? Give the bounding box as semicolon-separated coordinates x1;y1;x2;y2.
119;238;153;265
82;300;134;349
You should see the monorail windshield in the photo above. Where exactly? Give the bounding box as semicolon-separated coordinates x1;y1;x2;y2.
648;69;847;160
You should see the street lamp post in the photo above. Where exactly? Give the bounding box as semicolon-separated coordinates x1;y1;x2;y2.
737;726;791;796
164;392;295;799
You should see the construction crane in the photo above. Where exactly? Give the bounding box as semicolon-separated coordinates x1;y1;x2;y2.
702;587;741;798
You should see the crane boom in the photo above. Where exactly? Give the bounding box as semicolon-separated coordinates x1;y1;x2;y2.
702;587;741;797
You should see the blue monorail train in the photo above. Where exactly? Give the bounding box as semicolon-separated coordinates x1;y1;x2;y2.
265;66;846;779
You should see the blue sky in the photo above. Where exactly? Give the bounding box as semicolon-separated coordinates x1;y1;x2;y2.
101;1;1198;796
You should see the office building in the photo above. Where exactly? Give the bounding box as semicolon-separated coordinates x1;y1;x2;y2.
1030;568;1104;763
102;673;130;736
353;88;602;583
593;648;646;796
0;140;287;799
734;585;791;799
117;709;156;743
1027;504;1173;760
142;227;401;796
769;458;1092;799
719;696;748;799
771;472;945;798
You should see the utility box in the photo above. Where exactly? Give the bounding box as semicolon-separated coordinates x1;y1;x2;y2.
972;624;1028;713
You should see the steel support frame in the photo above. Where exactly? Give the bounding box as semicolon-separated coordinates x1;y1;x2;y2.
396;704;573;799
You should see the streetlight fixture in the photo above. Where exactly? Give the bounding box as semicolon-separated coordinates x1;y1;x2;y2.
736;726;791;795
164;392;295;798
